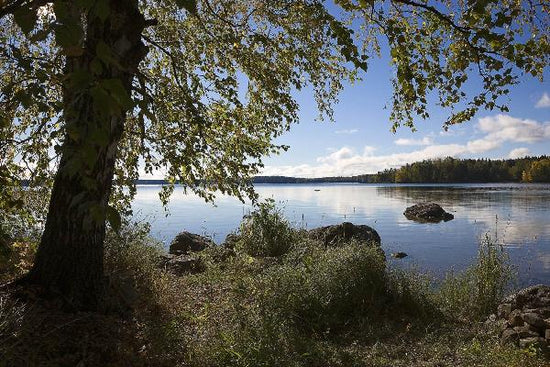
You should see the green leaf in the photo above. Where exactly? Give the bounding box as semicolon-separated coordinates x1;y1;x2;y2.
13;7;38;34
69;70;93;90
93;0;110;21
100;79;134;110
106;205;122;231
55;23;83;48
96;41;117;66
175;0;197;14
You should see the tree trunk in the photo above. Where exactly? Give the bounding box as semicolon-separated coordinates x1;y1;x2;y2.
25;0;148;311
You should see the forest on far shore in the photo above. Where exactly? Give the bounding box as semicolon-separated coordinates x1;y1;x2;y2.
252;156;550;184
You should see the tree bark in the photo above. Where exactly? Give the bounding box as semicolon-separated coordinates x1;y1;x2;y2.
25;0;148;310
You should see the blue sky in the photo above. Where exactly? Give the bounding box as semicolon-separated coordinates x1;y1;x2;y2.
260;54;550;177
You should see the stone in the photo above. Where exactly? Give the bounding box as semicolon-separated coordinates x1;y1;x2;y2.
497;303;512;319
308;222;381;247
523;312;546;330
519;337;546;349
495;285;550;348
534;297;550;308
501;328;519;345
537;307;550;318
508;309;523;327
164;254;205;275
169;231;214;255
391;252;408;259
513;325;539;339
403;203;454;223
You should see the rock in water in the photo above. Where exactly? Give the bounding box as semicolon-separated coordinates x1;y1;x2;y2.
391;252;408;259
403;203;454;223
169;231;214;255
309;222;381;247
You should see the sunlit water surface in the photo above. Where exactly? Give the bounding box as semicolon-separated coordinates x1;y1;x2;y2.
132;183;550;286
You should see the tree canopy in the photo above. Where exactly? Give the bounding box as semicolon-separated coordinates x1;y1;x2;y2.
0;0;548;308
1;0;548;208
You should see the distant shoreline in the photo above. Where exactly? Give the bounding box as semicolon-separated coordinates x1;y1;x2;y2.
136;156;550;185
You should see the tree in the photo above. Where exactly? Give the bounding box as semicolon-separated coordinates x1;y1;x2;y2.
523;159;550;183
0;0;547;309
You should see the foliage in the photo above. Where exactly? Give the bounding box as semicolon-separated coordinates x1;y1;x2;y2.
437;233;514;321
254;156;550;183
0;188;48;283
0;1;547;210
1;218;545;366
1;0;547;307
234;199;298;257
522;158;550;183
386;156;550;184
260;241;388;333
103;220;166;304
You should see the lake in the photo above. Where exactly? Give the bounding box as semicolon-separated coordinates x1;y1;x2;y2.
132;183;550;286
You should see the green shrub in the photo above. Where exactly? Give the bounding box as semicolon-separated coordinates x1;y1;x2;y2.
236;199;297;257
387;267;440;320
103;220;167;311
436;233;514;320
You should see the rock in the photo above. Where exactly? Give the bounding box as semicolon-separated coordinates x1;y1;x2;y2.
537;308;550;318
391;252;408;259
501;328;519;345
495;285;550;348
498;303;512;319
164;254;205;275
403;203;454;223
169;231;214;255
523;312;547;330
508;310;524;327
308;222;381;247
513;325;540;338
519;337;546;349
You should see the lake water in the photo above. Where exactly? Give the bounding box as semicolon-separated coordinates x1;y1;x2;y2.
132;183;550;286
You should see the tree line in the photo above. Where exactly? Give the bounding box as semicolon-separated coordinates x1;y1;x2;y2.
254;156;550;184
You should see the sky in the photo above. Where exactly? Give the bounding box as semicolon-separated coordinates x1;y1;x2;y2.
259;55;550;178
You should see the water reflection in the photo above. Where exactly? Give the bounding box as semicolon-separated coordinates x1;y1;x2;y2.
132;183;550;286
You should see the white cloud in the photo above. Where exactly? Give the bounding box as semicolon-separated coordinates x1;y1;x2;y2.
262;144;469;177
261;114;550;178
394;136;433;146
317;147;354;163
335;129;359;134
535;92;550;108
508;148;531;159
477;114;550;143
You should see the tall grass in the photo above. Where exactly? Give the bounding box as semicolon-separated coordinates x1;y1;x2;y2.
235;199;298;257
436;233;514;320
1;202;539;367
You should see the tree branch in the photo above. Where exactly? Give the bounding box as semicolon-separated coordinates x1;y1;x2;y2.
0;0;49;19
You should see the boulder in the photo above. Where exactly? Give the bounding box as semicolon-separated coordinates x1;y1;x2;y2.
501;328;519;345
308;222;381;247
169;231;214;255
495;285;550;349
403;203;454;223
159;253;205;275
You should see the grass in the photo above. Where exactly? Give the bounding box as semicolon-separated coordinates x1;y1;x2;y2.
0;203;548;366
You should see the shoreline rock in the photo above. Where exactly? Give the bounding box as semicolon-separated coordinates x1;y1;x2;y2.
496;284;550;350
308;222;381;247
169;231;214;255
403;203;454;223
